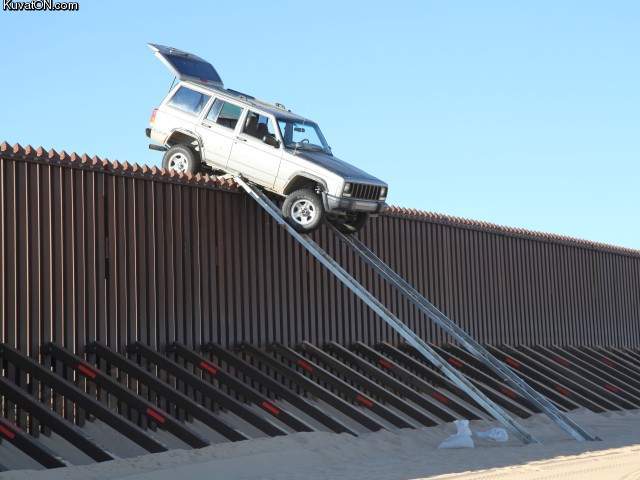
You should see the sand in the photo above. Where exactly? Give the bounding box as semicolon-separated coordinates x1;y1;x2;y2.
1;409;639;479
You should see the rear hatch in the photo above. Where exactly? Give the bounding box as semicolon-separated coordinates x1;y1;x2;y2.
148;43;224;88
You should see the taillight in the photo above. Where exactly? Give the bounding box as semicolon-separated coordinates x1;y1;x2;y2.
149;108;158;125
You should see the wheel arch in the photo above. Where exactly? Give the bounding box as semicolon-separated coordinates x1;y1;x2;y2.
283;173;327;195
165;129;204;159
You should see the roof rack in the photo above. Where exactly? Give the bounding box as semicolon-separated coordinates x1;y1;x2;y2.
225;88;255;100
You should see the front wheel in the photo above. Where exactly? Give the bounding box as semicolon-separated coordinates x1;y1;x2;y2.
329;212;369;235
282;188;324;232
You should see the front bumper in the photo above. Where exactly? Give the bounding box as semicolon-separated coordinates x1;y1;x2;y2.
323;193;387;214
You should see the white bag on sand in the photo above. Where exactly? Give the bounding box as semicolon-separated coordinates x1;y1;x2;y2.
438;420;475;449
475;427;508;442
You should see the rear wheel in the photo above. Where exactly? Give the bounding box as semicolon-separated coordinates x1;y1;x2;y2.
329;212;369;235
282;188;324;232
162;145;199;174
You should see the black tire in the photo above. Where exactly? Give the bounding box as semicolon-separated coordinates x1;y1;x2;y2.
162;145;199;174
329;212;369;235
282;188;324;232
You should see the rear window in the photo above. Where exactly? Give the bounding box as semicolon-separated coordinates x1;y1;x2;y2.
167;87;210;115
164;53;223;84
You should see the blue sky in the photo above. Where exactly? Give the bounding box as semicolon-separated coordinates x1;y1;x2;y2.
1;1;638;248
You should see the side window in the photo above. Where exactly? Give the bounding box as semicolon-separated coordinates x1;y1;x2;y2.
167;87;210;115
243;111;276;141
206;99;243;129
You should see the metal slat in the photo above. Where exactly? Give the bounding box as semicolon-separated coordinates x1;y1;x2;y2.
85;342;249;442
0;343;166;453
377;342;484;412
0;417;66;469
533;345;639;410
509;346;622;411
474;345;582;412
352;342;481;420
563;346;640;400
169;343;314;433
0;374;113;462
201;343;356;435
240;343;384;432
402;344;535;418
620;348;640;363
128;342;288;437
594;347;640;383
444;344;575;412
302;342;439;427
493;345;609;412
42;343;210;449
326;342;456;422
443;345;579;413
272;343;411;428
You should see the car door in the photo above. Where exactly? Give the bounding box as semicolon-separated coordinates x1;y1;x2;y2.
196;98;245;169
227;110;282;187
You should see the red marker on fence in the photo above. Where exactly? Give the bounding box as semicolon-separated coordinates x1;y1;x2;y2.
0;423;16;440
500;386;517;399
198;360;219;376
146;408;166;424
76;363;97;379
431;391;450;404
602;357;616;368
378;357;393;370
261;401;281;416
504;357;521;369
355;394;374;408
296;359;314;373
603;384;622;393
448;357;464;368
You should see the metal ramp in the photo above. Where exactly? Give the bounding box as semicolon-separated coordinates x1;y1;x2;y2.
235;176;598;444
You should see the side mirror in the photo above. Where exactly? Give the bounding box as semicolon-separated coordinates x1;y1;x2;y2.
263;135;280;148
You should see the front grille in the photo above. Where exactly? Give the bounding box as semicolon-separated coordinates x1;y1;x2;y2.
350;183;382;200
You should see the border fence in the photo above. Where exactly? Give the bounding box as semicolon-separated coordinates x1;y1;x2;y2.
1;141;640;469
1;141;639;358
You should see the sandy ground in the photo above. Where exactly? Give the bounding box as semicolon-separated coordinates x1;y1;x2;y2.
2;409;640;480
434;445;640;479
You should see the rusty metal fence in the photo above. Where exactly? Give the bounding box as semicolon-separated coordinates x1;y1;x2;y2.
1;142;639;357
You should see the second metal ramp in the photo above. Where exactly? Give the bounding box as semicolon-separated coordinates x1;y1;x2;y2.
236;177;538;444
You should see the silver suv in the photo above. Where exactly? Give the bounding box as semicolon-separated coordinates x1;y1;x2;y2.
146;44;388;233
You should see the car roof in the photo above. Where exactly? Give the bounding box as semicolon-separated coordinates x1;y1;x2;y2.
181;80;312;123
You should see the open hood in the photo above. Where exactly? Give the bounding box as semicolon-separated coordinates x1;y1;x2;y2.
148;43;224;88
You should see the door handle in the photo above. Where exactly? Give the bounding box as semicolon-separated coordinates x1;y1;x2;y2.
201;123;212;128
235;136;247;142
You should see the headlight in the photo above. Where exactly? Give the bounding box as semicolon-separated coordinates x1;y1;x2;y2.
343;182;352;197
379;187;387;200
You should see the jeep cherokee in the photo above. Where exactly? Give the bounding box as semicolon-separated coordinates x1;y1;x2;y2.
146;43;388;234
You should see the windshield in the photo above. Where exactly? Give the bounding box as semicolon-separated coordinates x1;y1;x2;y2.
277;118;330;153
